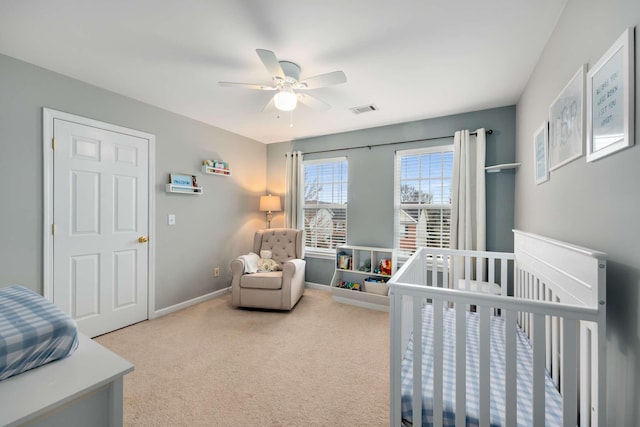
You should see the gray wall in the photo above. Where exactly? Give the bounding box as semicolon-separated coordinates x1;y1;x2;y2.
0;53;266;310
515;0;639;423
267;106;516;284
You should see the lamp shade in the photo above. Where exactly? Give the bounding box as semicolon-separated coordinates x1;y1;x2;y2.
274;87;297;111
259;195;281;212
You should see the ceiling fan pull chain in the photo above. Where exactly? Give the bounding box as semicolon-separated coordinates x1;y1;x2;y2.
289;110;294;128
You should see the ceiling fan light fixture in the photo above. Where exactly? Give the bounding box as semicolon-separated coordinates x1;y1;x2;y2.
274;87;297;111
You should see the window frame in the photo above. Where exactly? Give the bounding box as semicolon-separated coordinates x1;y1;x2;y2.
394;145;454;263
302;156;348;258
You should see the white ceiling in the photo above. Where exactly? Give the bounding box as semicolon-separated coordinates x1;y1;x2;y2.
0;0;566;144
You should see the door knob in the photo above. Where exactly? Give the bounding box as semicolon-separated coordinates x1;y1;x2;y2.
138;236;149;243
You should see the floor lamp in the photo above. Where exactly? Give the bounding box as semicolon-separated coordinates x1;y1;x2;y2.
259;195;281;228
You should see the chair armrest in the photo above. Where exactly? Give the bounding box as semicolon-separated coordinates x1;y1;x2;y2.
231;259;245;281
282;258;305;277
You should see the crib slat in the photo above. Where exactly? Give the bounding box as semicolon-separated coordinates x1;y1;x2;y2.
551;311;560;388
545;286;552;373
455;305;466;427
430;255;438;287
532;313;546;426
500;258;508;297
579;325;591;427
453;256;461;290
504;309;517;426
488;257;495;291
412;298;423;427
464;256;471;290
562;318;578;427
442;255;449;289
479;306;491;426
476;256;483;290
433;299;444;426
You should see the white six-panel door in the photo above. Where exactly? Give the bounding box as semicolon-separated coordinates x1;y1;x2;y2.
47;113;152;337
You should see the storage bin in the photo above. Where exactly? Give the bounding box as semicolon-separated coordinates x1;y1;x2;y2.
364;280;389;296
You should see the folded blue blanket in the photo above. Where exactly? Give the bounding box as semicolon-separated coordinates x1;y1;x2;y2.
0;285;79;381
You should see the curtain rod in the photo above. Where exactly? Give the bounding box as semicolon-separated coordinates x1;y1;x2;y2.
286;129;493;156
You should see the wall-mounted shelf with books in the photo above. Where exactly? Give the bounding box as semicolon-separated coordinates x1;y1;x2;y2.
202;160;231;176
165;184;203;194
166;172;202;195
330;245;396;311
485;163;520;173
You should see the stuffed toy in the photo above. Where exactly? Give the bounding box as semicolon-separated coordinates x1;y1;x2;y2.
257;250;280;272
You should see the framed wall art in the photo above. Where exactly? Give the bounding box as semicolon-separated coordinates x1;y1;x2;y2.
548;64;586;171
586;27;635;162
533;121;549;185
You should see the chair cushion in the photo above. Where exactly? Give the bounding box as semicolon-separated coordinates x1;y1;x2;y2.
240;272;283;290
255;229;301;265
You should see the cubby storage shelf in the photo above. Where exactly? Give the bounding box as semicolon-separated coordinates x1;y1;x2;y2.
330;245;397;312
201;165;232;176
165;184;203;194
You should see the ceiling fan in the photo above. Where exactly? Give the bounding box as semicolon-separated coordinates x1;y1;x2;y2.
219;49;347;112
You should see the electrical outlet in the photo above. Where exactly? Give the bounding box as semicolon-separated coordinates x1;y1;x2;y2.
214;267;220;277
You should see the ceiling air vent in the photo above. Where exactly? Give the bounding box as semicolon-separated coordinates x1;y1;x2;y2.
350;104;378;114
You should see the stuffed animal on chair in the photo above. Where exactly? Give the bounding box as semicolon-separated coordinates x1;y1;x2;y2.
257;250;280;272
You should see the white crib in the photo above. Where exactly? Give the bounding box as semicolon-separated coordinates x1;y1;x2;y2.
389;230;606;426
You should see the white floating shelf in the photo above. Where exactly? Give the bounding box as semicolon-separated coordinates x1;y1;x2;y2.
202;165;232;176
485;162;520;173
165;184;203;194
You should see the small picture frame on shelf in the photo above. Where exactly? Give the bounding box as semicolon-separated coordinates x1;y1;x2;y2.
586;27;635;162
533;121;549;185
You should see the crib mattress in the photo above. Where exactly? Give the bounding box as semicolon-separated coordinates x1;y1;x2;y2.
0;285;79;381
401;305;563;426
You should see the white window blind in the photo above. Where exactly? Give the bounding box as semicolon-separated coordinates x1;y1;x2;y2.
303;157;348;252
394;146;453;262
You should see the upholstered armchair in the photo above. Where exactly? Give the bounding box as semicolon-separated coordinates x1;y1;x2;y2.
231;228;306;310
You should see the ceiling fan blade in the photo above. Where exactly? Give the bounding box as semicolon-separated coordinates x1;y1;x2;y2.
299;71;347;89
297;93;331;111
262;95;276;112
219;81;276;90
256;49;285;79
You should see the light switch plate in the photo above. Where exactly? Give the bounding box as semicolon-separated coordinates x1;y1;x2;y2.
168;214;176;225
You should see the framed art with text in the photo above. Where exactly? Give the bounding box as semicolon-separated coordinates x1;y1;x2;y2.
533;122;549;185
548;64;586;171
586;27;635;162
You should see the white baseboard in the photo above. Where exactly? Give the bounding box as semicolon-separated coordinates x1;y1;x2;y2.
305;282;331;291
332;295;389;312
151;286;231;318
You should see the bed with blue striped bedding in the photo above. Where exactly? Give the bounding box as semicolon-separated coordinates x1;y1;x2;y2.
401;305;563;426
0;285;78;381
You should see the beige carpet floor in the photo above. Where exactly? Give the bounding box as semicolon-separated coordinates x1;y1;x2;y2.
95;288;389;426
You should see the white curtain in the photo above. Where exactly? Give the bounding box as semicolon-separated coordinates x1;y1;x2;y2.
450;128;486;252
284;151;303;229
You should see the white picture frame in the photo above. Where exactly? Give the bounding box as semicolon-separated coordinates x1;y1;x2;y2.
586;27;635;162
533;121;549;185
548;64;586;171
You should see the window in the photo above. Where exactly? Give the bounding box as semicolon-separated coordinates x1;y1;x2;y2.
394;146;453;261
303;157;348;253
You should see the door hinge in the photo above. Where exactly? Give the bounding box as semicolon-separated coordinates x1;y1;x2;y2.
52;138;56;150
52;224;56;235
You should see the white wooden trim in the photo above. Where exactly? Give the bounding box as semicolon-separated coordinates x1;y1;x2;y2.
42;108;156;320
331;295;389;312
151;286;231;318
305;282;331;291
